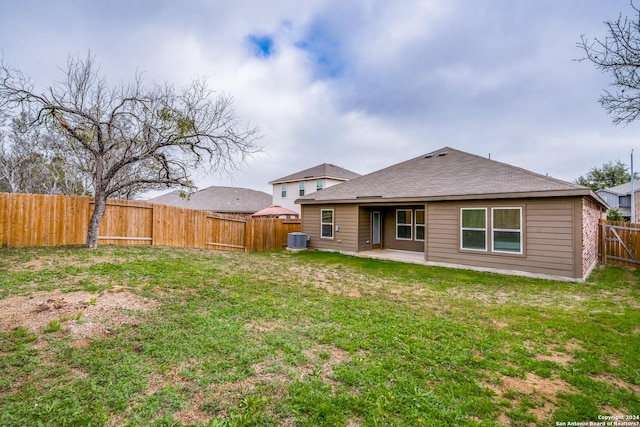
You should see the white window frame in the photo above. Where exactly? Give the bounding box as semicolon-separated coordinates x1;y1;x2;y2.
396;209;413;240
299;182;305;197
321;209;334;239
281;183;287;198
492;207;523;254
316;179;324;191
460;208;487;251
415;209;425;242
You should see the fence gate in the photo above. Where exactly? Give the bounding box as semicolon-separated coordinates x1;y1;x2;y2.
206;215;247;252
600;220;640;268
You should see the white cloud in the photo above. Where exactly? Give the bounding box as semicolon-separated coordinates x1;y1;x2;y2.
1;0;639;197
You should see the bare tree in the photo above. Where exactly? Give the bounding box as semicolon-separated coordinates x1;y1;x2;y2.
577;1;640;125
0;112;83;194
0;53;261;248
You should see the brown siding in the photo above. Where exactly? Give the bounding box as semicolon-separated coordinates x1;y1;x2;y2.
358;207;372;251
425;198;579;278
381;206;425;252
302;204;359;252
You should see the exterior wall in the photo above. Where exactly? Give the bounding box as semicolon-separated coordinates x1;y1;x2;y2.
581;197;604;277
273;178;346;214
358;207;372;251
596;190;620;209
425;198;580;278
301;196;600;280
381;206;425;252
301;204;359;252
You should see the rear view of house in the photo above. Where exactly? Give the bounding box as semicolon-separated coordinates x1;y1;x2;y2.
297;147;607;282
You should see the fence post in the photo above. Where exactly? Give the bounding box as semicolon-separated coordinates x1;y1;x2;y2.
600;221;606;265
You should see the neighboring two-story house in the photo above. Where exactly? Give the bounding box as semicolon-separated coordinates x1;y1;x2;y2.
269;163;360;214
597;180;640;221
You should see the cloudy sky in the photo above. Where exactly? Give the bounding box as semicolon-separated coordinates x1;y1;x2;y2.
1;0;637;197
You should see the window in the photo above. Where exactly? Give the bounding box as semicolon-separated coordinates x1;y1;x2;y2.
321;209;334;238
317;180;324;191
299;182;305;196
492;208;522;253
396;209;412;240
461;208;487;251
415;209;425;241
281;184;287;198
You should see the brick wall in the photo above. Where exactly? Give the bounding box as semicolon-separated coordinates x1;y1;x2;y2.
582;197;604;277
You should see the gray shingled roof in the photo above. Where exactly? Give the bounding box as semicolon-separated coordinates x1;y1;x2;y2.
269;163;361;184
149;186;271;213
599;180;640;196
297;147;605;205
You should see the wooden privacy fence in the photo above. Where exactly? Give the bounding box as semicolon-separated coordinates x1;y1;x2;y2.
0;193;301;251
599;220;640;268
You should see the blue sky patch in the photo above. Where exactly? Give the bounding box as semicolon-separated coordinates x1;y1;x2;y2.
247;34;275;58
295;20;345;79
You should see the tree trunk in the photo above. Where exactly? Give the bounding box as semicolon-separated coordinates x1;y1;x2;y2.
87;191;107;249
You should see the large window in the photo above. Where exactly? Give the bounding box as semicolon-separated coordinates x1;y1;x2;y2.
396;209;413;240
415;209;425;241
299;182;305;196
492;208;522;253
321;209;334;239
461;208;487;251
281;184;287;198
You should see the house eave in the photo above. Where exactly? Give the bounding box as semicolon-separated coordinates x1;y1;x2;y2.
296;189;608;207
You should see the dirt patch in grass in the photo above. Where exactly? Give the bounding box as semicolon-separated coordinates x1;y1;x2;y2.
244;319;289;332
491;319;509;329
537;351;573;366
485;372;575;424
287;265;368;297
536;341;582;366
535;339;585;367
7;253;128;272
0;288;157;340
498;372;572;398
495;413;511;426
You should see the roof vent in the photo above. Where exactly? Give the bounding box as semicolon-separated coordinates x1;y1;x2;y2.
438;152;448;157
425;154;434;159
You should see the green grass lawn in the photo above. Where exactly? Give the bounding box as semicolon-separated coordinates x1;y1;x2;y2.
0;246;638;426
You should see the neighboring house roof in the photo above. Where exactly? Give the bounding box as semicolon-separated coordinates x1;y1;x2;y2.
297;147;607;206
598;180;640;196
149;186;272;213
251;205;299;218
269;163;361;185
